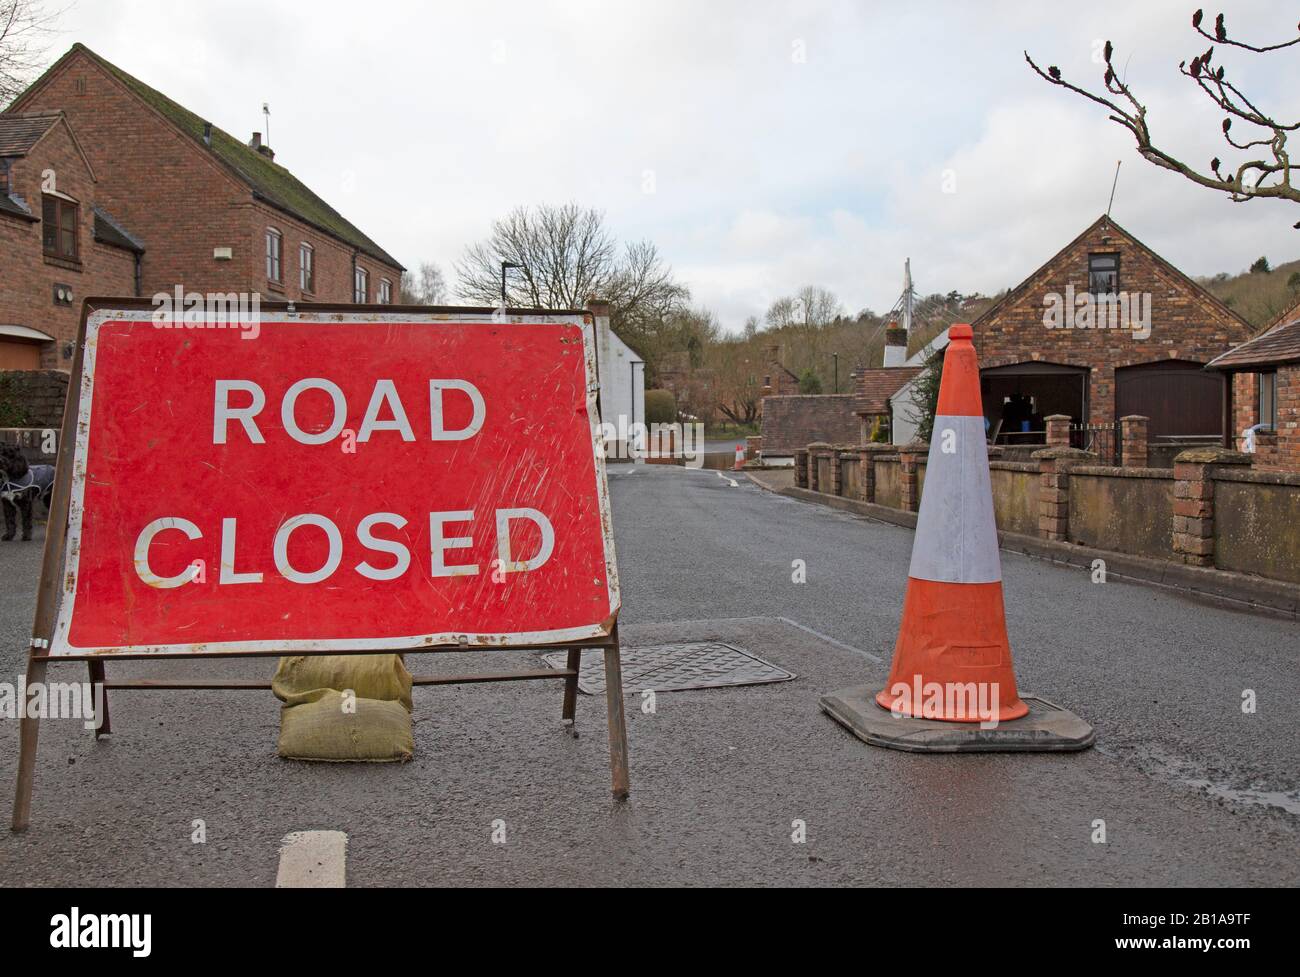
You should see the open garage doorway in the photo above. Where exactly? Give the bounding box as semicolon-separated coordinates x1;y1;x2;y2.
980;362;1088;446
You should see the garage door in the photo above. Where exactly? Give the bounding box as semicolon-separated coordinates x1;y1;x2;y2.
1115;360;1223;439
0;340;41;370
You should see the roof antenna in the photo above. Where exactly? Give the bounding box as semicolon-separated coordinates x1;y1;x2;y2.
1106;159;1121;218
262;102;270;147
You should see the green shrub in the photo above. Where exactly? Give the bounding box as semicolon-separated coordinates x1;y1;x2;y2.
644;389;677;424
0;375;31;428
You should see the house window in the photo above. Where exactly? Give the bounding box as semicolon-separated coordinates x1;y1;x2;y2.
300;243;314;293
1258;371;1277;430
42;194;80;261
266;228;282;282
354;266;368;303
1088;253;1119;295
379;278;392;304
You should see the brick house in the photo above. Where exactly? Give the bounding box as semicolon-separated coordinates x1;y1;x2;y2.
760;344;801;400
0;111;141;370
853;320;923;442
968;215;1252;456
1208;304;1300;472
3;43;403;371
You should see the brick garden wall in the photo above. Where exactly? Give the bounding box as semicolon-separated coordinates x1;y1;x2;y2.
796;439;1300;588
0;370;69;428
761;394;859;455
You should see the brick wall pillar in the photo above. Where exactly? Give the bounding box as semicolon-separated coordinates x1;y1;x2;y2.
794;448;810;489
807;442;829;492
1045;413;1071;448
852;444;891;503
1120;414;1149;468
1172;447;1252;566
1032;446;1095;541
1279;364;1299;473
899;440;928;513
746;435;762;461
829;447;844;495
1254;431;1278;470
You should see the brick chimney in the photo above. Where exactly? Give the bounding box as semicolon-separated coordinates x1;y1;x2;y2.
883;320;907;367
249;132;274;161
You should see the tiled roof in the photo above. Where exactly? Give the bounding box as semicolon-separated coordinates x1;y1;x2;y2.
1207;316;1300;369
854;366;923;415
0;112;60;156
92;206;145;253
11;45;402;270
0;191;35;221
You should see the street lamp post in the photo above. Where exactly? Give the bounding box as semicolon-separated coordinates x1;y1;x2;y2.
500;261;524;307
832;353;839;393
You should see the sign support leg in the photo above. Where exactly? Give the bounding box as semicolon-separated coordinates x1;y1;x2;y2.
562;648;580;730
88;659;111;737
12;655;48;832
603;627;630;801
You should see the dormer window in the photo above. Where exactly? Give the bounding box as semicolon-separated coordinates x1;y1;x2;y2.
1088;253;1119;295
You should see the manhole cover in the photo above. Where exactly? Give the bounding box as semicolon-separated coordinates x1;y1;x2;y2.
541;641;795;695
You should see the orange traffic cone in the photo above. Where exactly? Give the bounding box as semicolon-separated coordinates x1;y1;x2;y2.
874;323;1028;723
733;444;745;471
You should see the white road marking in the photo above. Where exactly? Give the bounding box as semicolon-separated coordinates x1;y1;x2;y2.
716;471;738;488
276;830;348;888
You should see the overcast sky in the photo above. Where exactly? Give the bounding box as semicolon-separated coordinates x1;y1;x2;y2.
44;0;1300;329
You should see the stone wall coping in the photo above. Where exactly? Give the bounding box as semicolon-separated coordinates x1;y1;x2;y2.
1213;466;1300;488
806;441;832;450
1031;446;1098;461
1043;413;1072;421
899;440;929;453
1070;465;1174;480
1119;414;1150;422
1173;447;1251;465
988;461;1040;473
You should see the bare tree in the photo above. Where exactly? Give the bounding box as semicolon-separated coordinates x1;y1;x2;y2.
793;285;842;327
1027;9;1300;222
400;261;447;305
706;337;763;426
0;0;58;108
765;296;798;329
455;204;691;367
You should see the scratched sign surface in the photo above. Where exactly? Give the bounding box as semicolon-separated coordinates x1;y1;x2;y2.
49;311;619;656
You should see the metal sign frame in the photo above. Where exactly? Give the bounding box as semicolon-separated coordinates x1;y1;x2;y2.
11;298;630;831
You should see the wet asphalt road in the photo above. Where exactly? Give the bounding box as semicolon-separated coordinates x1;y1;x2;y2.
0;463;1296;886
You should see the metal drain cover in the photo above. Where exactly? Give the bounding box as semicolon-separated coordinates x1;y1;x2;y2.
542;641;795;695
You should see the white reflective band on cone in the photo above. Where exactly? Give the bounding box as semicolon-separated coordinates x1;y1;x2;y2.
907;414;1002;584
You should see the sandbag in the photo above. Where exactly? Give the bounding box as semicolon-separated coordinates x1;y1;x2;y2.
277;690;414;763
272;654;413;710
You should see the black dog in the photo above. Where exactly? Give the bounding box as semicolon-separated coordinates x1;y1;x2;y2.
0;445;55;541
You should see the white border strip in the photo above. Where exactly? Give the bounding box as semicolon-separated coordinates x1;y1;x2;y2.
48;310;620;657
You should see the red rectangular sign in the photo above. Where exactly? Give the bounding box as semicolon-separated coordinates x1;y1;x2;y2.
49;310;619;656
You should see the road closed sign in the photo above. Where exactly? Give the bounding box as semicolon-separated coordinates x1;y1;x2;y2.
48;308;619;656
